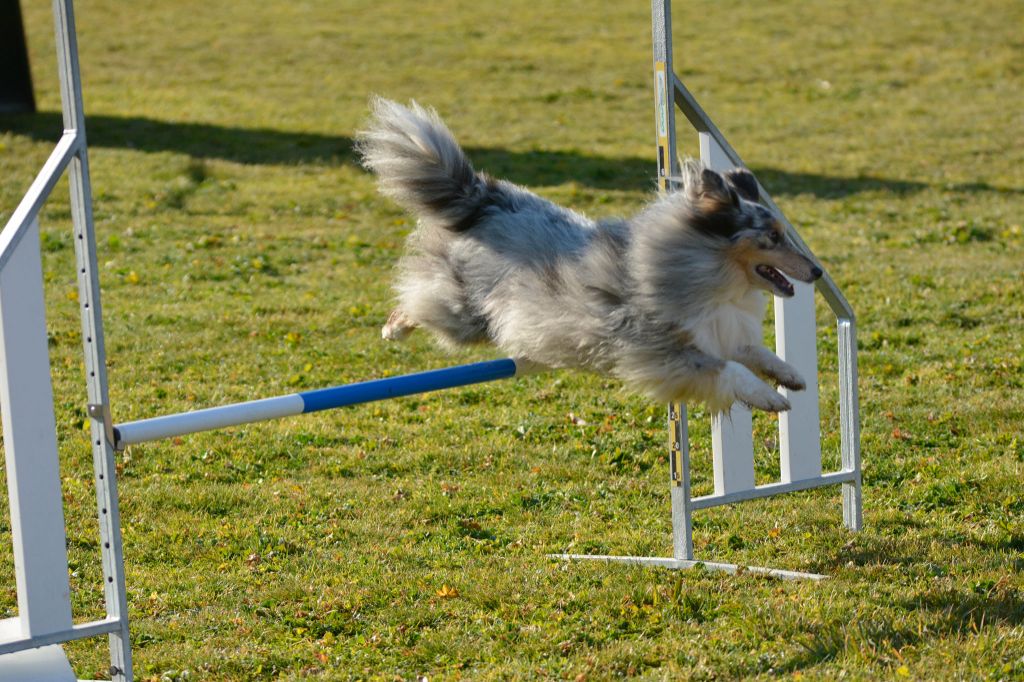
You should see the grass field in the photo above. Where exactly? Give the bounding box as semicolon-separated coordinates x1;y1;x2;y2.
2;0;1023;679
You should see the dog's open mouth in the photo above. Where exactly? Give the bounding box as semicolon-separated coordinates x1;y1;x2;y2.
755;264;794;297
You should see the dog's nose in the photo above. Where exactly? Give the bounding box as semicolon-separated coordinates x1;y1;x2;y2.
811;266;823;280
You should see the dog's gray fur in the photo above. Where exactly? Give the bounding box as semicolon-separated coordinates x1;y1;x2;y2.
356;98;822;413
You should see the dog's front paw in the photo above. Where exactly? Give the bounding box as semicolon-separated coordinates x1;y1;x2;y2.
722;362;792;413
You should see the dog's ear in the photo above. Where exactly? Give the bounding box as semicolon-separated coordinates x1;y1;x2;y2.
725;168;759;202
687;166;743;238
696;167;739;210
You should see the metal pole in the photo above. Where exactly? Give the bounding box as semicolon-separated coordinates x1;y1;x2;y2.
52;0;133;677
651;0;694;562
651;0;680;187
667;404;693;560
839;319;863;530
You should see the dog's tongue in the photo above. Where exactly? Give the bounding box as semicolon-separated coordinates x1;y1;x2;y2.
756;264;794;297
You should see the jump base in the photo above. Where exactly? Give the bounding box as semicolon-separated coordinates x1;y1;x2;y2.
551;554;826;581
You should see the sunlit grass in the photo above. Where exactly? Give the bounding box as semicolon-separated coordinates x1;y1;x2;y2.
1;0;1022;679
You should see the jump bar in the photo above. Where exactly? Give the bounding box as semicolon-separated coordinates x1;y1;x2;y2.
113;358;519;448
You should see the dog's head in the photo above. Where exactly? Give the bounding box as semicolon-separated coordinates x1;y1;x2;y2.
684;163;822;297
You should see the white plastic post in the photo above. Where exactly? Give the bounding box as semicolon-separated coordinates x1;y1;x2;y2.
711;407;756;494
700;132;757;495
776;282;822;482
0;218;73;638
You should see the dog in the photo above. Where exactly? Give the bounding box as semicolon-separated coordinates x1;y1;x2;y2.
355;98;822;413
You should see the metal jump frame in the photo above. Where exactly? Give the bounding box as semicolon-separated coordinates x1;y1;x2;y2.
556;1;861;579
0;1;860;679
0;1;131;679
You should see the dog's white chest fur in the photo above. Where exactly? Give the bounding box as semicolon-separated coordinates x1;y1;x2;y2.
691;291;765;359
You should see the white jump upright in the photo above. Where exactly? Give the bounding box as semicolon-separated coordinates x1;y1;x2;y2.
557;0;862;579
0;218;74;672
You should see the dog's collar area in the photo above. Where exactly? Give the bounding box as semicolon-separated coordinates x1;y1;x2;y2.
755;264;794;297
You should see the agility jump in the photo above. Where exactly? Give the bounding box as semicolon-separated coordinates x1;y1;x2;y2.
0;1;859;680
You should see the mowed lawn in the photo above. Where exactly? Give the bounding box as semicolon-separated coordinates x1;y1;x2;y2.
2;0;1023;679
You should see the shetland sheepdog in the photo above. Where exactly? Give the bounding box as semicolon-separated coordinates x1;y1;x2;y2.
356;99;821;413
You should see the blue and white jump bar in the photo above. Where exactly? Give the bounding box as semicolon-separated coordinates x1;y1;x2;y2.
112;358;519;449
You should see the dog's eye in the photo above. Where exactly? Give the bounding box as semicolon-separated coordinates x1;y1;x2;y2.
768;231;781;245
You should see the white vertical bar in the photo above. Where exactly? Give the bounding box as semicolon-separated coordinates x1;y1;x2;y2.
700;132;757;495
776;282;822;481
0;218;73;637
711;407;755;494
698;131;732;172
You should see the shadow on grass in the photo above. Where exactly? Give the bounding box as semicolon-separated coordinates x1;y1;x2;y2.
763;527;1024;675
1;110;653;191
4;111;1020;196
771;587;1024;675
904;586;1024;632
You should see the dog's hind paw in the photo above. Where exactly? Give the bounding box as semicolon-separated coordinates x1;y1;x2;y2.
382;309;417;341
774;368;806;392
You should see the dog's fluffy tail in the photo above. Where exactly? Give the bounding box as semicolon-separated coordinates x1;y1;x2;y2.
356;98;491;232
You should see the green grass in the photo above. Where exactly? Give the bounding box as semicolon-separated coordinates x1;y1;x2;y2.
2;0;1023;679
